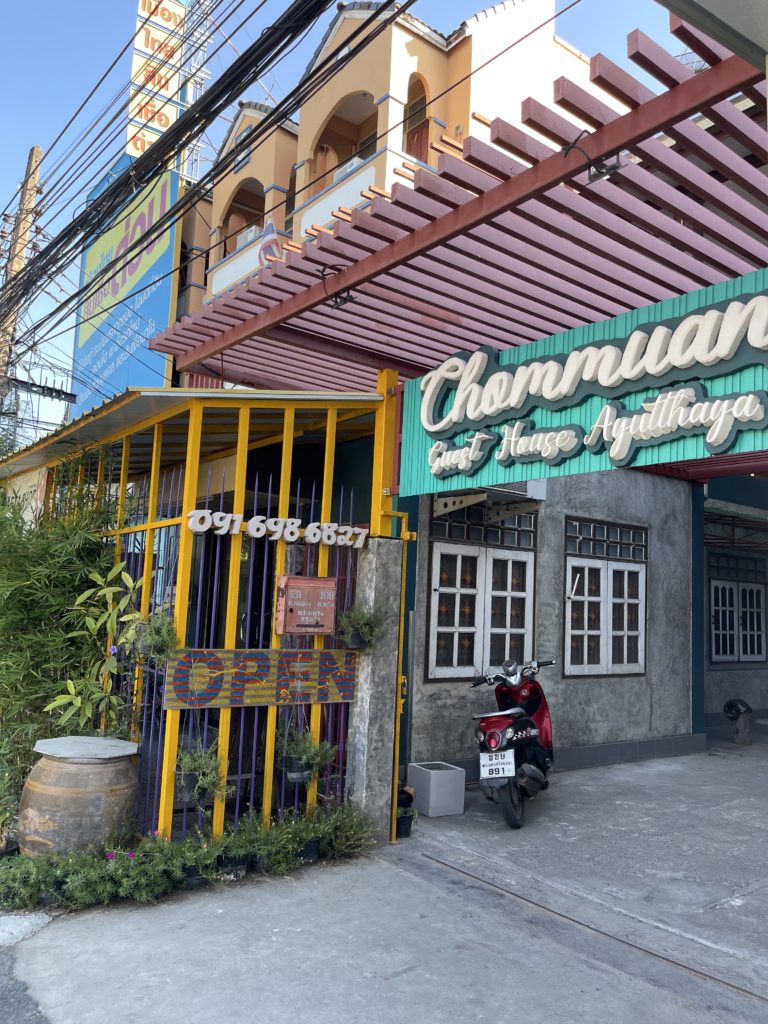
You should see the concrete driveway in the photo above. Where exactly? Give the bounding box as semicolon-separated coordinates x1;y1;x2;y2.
2;733;768;1024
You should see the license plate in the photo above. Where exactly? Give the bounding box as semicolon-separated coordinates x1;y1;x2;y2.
479;749;516;779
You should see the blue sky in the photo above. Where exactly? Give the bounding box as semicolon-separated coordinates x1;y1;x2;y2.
0;0;678;411
0;0;676;222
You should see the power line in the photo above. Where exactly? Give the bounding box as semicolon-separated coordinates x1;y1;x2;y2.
0;0;343;328
34;0;254;231
0;0;229;221
14;0;577;365
6;0;407;364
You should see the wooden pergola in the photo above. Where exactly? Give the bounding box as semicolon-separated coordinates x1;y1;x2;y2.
152;17;767;408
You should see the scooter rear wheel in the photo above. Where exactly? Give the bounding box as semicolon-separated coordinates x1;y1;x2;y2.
499;780;525;829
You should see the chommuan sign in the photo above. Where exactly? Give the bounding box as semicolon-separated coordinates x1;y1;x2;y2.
399;270;768;495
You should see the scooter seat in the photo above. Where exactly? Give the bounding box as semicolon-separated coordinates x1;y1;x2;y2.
472;708;525;720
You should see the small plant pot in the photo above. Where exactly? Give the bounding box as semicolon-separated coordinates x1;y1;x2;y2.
396;814;414;839
217;852;249;881
298;838;321;864
182;864;209;890
284;757;314;785
344;628;369;650
176;772;198;804
250;853;270;874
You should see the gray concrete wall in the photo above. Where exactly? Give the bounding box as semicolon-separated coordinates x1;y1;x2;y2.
704;668;768;716
408;471;694;767
345;537;402;838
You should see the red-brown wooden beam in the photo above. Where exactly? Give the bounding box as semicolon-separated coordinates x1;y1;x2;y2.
167;54;762;372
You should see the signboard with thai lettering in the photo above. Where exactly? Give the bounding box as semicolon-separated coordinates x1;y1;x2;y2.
127;0;186;158
275;577;338;635
162;649;357;709
400;269;768;494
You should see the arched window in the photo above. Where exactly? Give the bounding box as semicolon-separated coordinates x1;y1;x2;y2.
403;75;428;163
311;92;377;196
221;178;265;256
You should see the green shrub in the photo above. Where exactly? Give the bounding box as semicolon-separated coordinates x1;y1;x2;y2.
0;496;114;799
0;803;376;912
320;804;376;860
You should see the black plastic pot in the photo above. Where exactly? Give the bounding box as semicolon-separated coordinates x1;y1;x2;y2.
396;814;414;839
284;757;314;785
298;838;320;864
217;852;249;881
344;629;369;650
250;853;270;874
182;864;209;890
0;838;20;859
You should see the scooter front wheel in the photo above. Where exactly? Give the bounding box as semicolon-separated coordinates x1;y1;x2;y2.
499;779;525;829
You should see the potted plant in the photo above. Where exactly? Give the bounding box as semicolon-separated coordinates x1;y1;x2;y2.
396;806;417;838
280;727;337;785
176;742;230;809
337;606;380;649
396;783;417;838
138;609;177;663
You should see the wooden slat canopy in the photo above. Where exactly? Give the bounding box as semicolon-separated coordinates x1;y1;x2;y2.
151;18;767;393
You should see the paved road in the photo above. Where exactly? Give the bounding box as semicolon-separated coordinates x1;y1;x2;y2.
2;738;767;1024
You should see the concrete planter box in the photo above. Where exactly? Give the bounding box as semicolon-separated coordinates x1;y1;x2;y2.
407;762;466;817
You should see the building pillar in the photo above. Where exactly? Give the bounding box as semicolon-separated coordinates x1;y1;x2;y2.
346;537;403;839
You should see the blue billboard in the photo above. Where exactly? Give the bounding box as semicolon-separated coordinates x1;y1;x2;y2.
72;156;180;417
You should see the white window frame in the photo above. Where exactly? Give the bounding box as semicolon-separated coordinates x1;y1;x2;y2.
565;557;646;675
428;543;534;679
710;579;766;663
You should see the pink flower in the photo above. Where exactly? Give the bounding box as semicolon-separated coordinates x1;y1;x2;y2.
127;851;136;859
106;852;114;860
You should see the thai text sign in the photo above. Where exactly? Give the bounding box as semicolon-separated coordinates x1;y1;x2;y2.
163;649;357;709
127;0;186;157
275;577;338;635
400;270;768;494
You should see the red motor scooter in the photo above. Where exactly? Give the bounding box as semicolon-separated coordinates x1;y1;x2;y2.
471;659;555;829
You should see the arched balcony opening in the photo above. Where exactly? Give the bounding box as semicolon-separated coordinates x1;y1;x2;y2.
220;177;265;257
403;74;429;163
310;91;377;197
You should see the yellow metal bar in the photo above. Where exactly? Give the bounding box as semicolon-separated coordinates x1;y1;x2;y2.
95;451;105;515
307;407;338;811
104;516;183;537
213;405;250;836
381;510;417;844
132;425;163;740
262;407;295;827
115;436;131;562
369;370;398;537
157;403;203;837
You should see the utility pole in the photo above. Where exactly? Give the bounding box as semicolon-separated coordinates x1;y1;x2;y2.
0;145;43;399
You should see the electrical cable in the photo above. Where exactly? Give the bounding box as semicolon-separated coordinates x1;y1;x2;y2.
33;0;255;231
14;0;575;362
6;0;405;361
0;0;344;327
0;0;232;221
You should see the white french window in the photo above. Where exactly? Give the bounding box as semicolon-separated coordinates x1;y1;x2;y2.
565;558;646;675
429;543;534;678
710;579;766;663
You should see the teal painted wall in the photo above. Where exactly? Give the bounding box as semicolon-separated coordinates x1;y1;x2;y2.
401;268;768;496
